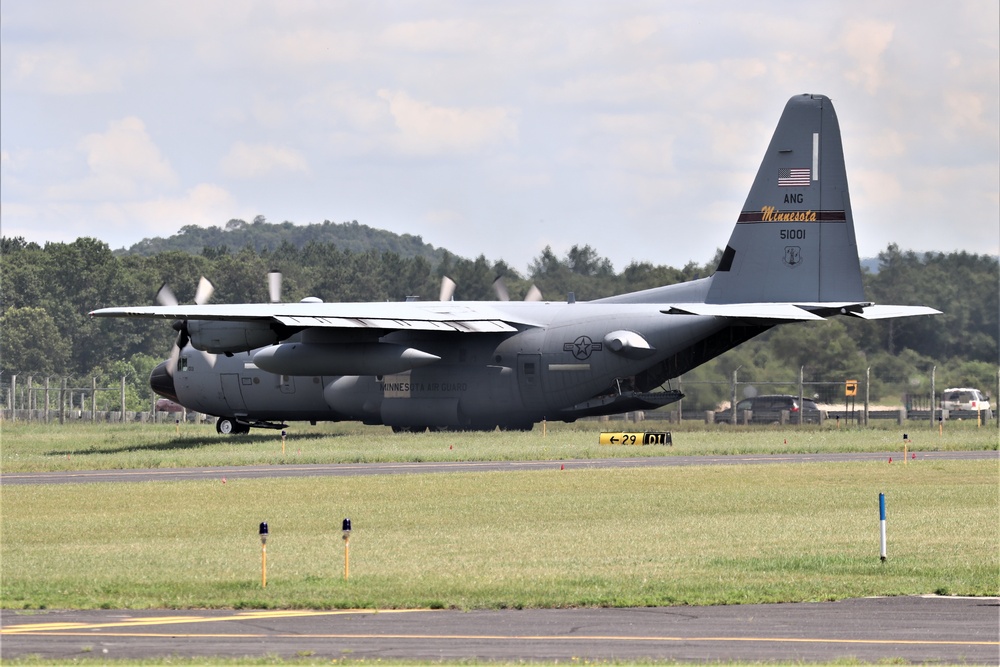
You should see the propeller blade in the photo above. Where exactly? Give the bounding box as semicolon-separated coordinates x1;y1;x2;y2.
200;349;217;369
172;320;190;349
166;337;181;376
439;276;456;302
524;284;543;301
268;270;283;304
155;283;178;307
493;276;510;301
194;276;215;305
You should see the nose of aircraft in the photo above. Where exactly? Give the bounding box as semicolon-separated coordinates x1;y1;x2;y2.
149;361;179;403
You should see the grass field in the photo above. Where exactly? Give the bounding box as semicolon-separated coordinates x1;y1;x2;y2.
1;418;996;473
2;455;997;610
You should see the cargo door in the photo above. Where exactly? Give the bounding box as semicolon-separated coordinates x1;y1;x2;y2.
517;354;544;408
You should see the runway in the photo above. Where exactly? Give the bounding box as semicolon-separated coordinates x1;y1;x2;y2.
2;448;996;485
2;597;997;662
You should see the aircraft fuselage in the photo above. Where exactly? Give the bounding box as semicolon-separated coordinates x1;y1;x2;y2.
157;302;728;431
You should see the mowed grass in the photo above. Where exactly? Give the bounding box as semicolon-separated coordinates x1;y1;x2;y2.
2;459;996;610
1;418;996;473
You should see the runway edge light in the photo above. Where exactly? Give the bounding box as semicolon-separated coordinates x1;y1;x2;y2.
878;494;887;562
259;522;269;588
342;518;352;580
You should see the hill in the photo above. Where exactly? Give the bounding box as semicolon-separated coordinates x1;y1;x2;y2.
120;216;451;265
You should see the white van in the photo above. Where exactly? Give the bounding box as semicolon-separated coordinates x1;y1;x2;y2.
940;388;991;413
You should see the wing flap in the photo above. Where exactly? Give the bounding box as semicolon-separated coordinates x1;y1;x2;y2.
91;302;526;333
272;315;516;333
663;303;826;321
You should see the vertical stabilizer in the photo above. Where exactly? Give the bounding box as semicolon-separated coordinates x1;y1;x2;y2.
707;94;864;304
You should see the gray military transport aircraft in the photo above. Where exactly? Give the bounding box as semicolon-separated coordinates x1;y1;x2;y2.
91;94;939;434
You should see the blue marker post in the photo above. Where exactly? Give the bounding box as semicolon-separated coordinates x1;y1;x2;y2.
878;493;887;562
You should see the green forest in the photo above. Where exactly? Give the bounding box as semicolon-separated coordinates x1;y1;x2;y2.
1;218;997;412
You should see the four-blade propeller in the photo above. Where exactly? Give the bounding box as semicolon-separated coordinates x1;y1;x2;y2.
156;276;215;375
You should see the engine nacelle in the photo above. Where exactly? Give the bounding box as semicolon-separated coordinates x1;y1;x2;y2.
187;320;280;354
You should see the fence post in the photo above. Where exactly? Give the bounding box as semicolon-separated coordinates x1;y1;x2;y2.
730;368;739;425
798;366;804;426
678;375;683;422
929;366;936;429
59;377;67;425
26;376;33;417
91;377;97;422
120;376;126;423
44;377;50;423
864;366;870;427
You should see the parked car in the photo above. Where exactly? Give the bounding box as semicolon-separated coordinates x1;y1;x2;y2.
940;388;991;413
715;394;822;424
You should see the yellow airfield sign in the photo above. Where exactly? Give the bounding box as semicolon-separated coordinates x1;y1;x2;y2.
599;432;672;446
845;380;859;397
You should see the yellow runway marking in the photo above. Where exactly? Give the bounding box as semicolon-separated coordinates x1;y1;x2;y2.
0;609;426;635
3;611;996;647
3;631;997;647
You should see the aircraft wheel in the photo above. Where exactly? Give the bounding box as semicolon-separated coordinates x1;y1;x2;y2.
216;418;236;435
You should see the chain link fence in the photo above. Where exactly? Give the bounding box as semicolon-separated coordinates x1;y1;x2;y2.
594;366;999;426
2;366;997;427
0;375;203;424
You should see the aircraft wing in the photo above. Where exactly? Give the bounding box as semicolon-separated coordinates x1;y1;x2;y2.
89;301;536;333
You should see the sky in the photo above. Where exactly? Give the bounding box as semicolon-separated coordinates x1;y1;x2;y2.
2;1;998;274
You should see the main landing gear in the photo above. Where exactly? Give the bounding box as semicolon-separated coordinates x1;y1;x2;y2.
216;417;250;435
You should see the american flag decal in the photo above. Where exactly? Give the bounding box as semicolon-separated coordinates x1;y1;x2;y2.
778;167;811;187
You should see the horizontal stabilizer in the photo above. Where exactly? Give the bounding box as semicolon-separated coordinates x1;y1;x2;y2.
847;305;942;320
662;303;826;321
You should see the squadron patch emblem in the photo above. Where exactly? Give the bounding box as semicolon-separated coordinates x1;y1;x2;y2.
783;246;802;268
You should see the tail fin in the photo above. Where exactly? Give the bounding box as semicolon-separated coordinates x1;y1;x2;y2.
706;94;864;304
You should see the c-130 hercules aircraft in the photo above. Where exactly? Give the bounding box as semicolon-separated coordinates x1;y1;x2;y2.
92;94;938;434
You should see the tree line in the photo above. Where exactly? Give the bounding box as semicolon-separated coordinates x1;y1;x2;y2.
1;229;996;412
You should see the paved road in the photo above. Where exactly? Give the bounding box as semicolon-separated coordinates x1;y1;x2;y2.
2;449;996;485
2;597;997;663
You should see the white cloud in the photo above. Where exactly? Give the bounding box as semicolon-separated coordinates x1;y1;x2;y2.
851;168;904;207
381;19;485;53
10;47;130;95
942;90;996;140
46;117;177;200
257;28;364;67
377;90;519;156
1;183;243;248
220;142;309;179
840;20;896;94
121;183;242;234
